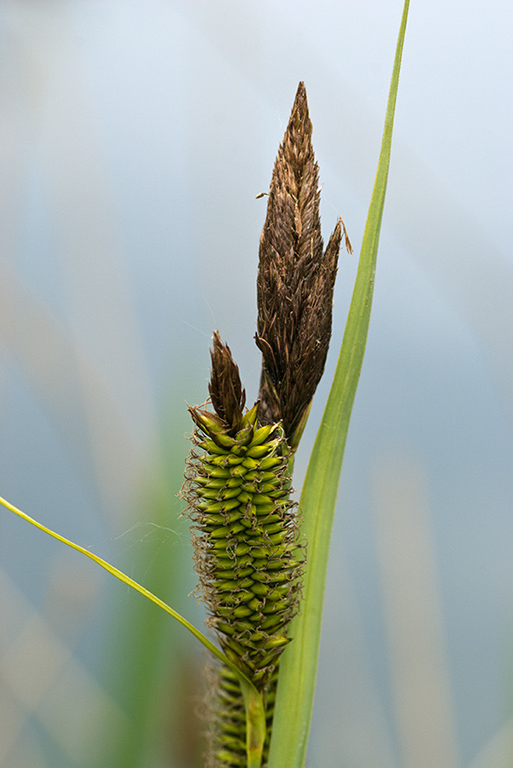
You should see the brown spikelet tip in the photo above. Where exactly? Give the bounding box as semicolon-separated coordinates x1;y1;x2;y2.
208;330;246;434
256;81;343;446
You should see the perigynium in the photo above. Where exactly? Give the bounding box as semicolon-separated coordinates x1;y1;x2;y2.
183;81;350;767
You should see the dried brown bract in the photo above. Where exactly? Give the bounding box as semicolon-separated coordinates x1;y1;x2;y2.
256;81;347;447
208;330;246;434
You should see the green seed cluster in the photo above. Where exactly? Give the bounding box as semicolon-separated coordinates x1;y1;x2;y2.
208;665;246;766
184;404;303;690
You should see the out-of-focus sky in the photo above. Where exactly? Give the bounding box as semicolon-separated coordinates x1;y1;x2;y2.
0;2;512;767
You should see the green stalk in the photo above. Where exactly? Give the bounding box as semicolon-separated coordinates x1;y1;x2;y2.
268;2;410;766
240;680;267;768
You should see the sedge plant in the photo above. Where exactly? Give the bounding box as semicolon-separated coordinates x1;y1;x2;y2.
0;1;410;765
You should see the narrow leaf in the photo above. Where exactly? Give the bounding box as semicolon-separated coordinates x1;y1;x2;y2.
0;495;228;662
0;493;266;764
268;2;411;766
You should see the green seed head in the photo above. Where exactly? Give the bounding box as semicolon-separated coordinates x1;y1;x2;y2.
185;403;304;689
183;332;304;696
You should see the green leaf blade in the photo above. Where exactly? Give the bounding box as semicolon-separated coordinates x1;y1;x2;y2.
268;2;410;766
0;492;266;766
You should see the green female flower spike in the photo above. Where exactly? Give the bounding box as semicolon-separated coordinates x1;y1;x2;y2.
183;331;304;766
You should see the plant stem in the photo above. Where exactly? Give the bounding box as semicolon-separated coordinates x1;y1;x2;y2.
240;680;266;768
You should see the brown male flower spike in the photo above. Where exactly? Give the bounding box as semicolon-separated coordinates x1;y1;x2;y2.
256;81;351;448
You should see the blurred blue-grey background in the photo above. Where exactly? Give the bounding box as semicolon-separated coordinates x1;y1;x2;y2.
0;1;512;767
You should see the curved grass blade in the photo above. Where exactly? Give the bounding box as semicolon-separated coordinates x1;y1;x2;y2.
267;2;411;766
0;494;266;767
0;495;230;663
